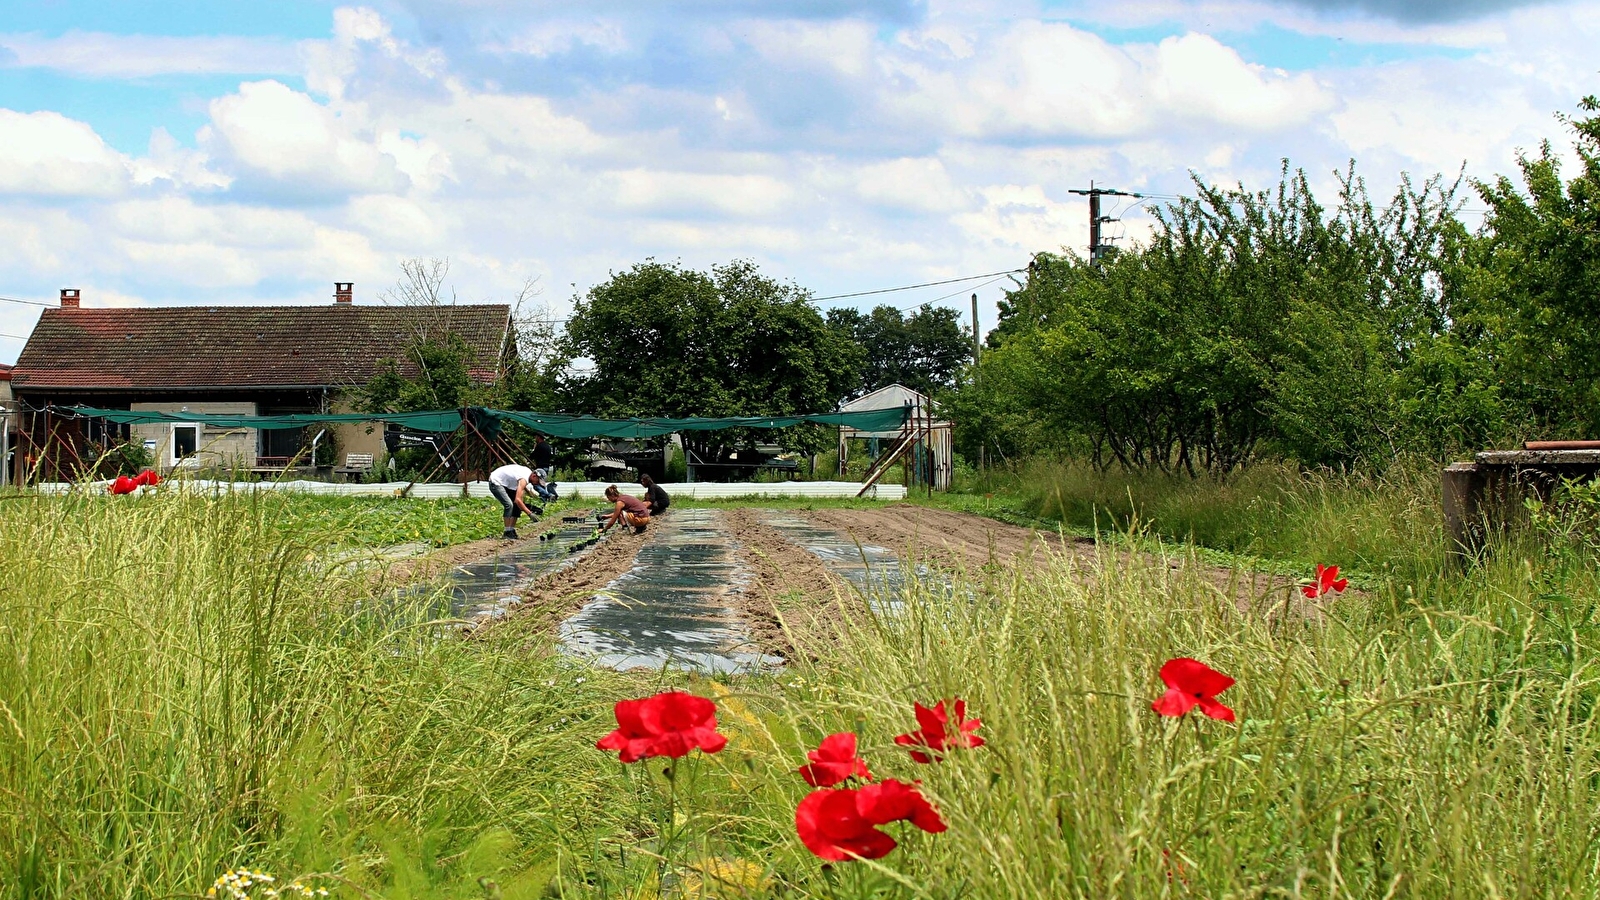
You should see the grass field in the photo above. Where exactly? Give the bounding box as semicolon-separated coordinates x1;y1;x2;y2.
2;466;1597;899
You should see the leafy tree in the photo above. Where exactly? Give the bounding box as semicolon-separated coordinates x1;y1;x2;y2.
953;164;1467;473
560;259;859;460
826;304;973;398
1446;95;1600;438
358;259;561;475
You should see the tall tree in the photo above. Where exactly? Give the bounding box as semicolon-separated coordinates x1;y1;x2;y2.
1448;95;1600;437
826;303;972;398
951;164;1467;473
561;259;859;459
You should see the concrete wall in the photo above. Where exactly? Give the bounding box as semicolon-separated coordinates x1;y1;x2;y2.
0;379;13;488
328;397;388;472
131;401;256;472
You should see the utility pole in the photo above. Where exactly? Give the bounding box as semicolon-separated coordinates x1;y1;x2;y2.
1069;181;1142;264
971;293;983;478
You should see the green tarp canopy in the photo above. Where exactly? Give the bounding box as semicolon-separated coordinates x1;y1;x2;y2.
59;405;910;438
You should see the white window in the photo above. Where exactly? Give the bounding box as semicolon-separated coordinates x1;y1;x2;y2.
171;424;200;464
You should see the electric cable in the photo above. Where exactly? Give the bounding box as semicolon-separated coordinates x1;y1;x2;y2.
810;269;1025;302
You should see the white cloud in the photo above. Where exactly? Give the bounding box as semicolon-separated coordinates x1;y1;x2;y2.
881;23;1333;141
853;157;970;213
0;31;301;77
741;19;880;77
3;1;1599;366
609;169;797;217
0;109;131;196
131;128;232;191
488;18;629;57
201;80;409;194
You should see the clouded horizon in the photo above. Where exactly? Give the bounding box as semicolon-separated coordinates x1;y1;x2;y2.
2;0;1597;364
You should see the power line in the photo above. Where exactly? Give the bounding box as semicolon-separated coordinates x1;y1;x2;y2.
884;274;1017;310
0;295;51;308
810;269;1025;302
521;269;1029;320
0;332;27;340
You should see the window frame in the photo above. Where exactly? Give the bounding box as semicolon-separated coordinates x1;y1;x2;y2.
171;423;201;465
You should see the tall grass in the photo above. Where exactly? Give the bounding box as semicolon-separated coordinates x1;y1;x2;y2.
0;489;635;898
5;484;1597;898
955;458;1446;579
743;538;1600;897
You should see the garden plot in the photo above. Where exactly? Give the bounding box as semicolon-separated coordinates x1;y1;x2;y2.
492;505;1059;669
557;508;784;673
754;509;921;603
417;519;602;620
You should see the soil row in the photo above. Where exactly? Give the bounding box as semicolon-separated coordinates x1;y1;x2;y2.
394;504;1300;655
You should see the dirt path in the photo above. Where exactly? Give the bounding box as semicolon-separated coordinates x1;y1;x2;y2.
720;508;874;660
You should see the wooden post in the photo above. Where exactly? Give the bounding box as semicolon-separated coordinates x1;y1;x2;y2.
1441;462;1485;558
972;292;983;480
459;408;470;499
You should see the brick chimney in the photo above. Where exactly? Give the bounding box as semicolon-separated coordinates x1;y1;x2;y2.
60;288;80;308
334;282;354;305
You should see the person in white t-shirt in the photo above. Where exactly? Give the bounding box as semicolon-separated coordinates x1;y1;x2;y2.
488;463;543;539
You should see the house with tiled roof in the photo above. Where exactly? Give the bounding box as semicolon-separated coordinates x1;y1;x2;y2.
8;284;511;481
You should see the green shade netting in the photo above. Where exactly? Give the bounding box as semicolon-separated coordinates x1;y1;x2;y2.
61;405;909;438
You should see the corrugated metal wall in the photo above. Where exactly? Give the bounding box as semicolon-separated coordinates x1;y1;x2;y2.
38;479;907;501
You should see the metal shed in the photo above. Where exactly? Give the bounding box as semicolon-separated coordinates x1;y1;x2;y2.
837;383;952;492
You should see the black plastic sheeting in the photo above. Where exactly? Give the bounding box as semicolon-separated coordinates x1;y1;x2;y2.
434;521;601;620
558;508;783;674
755;511;916;606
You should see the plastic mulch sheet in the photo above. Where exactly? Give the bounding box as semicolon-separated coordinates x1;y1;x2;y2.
557;509;783;674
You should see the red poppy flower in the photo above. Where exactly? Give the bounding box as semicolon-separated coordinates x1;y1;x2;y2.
108;475;137;495
795;789;897;861
1151;657;1236;722
795;780;945;861
856;779;946;833
894;699;984;763
595;691;727;763
133;469;161;487
799;733;872;787
1301;564;1349;599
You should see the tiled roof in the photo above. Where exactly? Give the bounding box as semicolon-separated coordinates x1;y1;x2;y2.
0;364;12;381
10;304;511;391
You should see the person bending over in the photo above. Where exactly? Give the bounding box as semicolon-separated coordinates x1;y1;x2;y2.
599;484;652;535
530;467;559;502
488;463;543;539
639;473;670;517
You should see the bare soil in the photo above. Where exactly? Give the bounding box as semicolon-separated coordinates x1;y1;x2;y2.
802;504;1091;573
801;505;1296;612
720;507;874;660
489;527;655;635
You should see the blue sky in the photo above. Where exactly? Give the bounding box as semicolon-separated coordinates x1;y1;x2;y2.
1;0;1596;362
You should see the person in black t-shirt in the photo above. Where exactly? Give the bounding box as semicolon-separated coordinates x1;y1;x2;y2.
640;473;670;517
532;434;555;470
